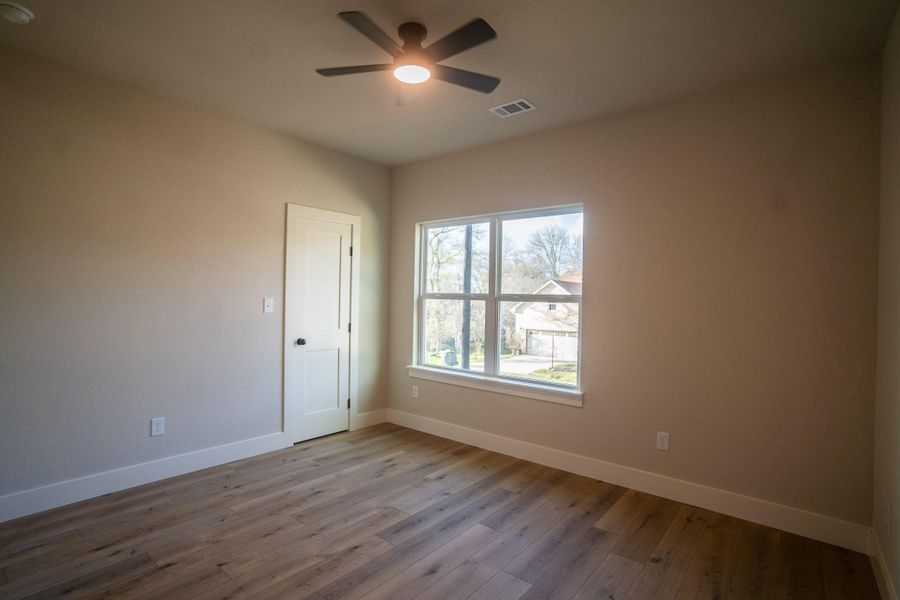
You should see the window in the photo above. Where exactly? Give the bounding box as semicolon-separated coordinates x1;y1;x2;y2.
414;205;583;398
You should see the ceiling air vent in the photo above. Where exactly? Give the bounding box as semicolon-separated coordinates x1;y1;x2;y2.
490;98;536;118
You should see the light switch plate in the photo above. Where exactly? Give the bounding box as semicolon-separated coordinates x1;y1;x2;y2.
656;431;670;451
263;297;274;313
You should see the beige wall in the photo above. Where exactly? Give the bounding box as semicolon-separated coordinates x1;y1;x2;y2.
0;47;391;496
875;8;900;589
389;60;880;525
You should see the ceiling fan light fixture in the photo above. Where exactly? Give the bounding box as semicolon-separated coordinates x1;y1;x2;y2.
393;63;431;85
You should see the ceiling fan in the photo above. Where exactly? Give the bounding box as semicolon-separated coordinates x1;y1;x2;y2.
316;11;500;94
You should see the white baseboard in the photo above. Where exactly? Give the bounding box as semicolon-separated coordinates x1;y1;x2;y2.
351;409;388;430
0;432;290;523
870;529;899;600
387;409;870;554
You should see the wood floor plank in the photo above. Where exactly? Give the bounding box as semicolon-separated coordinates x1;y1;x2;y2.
2;541;156;598
777;533;827;599
248;536;394;599
0;425;880;600
359;524;499;600
504;478;624;584
0;492;173;553
516;526;619;600
671;513;742;600
468;571;532;600
376;460;530;545
144;568;232;600
189;551;326;600
227;450;416;516
724;521;783;599
821;544;880;600
231;438;469;524
6;508;235;592
82;554;225;600
228;507;404;580
411;560;502;600
291;442;481;527
312;487;515;600
480;467;568;532
18;552;157;600
387;451;520;515
469;479;595;572
608;495;682;563
572;552;644;600
622;504;710;600
0;529;84;569
216;430;435;512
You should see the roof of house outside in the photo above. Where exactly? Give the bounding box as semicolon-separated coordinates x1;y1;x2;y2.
551;280;582;295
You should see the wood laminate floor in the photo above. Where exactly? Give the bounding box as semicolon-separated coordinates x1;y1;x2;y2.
0;424;880;599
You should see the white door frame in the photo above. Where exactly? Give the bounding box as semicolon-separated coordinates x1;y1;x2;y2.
284;203;361;442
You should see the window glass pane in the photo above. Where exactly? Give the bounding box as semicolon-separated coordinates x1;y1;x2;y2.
499;301;578;386
423;299;486;372
500;212;583;295
425;223;490;294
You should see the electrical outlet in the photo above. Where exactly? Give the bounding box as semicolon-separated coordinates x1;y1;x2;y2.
656;431;669;451
412;384;419;399
263;297;274;313
151;417;165;437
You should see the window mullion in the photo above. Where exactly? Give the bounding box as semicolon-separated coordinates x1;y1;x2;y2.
416;226;427;366
483;217;499;376
576;298;582;390
496;294;581;303
422;293;487;300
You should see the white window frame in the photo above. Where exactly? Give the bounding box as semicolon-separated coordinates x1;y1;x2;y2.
408;204;584;407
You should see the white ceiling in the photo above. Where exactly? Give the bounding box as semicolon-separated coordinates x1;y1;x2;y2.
0;0;896;165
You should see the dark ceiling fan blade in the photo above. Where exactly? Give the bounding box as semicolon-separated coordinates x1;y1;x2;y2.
338;11;403;58
425;18;496;62
316;64;393;76
431;64;500;93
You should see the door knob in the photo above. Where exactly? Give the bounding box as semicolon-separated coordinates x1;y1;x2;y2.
296;338;307;346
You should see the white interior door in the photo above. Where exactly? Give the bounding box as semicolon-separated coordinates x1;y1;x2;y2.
285;207;353;443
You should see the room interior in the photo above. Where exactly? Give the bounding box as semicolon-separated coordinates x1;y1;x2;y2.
1;0;899;598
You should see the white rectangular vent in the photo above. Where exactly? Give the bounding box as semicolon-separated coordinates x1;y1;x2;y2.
490;98;536;118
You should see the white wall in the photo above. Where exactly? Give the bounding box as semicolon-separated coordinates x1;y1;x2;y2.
389;60;880;527
0;47;391;497
875;7;900;593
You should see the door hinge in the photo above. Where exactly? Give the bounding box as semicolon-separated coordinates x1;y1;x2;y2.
347;398;350;409
349;246;353;257
348;322;351;333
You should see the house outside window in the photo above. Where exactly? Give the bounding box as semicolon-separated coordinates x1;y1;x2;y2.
415;205;583;391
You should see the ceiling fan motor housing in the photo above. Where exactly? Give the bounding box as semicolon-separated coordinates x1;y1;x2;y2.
396;22;429;68
394;23;432;67
398;22;427;46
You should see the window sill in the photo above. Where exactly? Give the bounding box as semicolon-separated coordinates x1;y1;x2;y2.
407;365;583;407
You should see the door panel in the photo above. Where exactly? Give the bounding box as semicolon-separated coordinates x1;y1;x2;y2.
306;349;342;413
305;230;344;327
286;210;352;443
